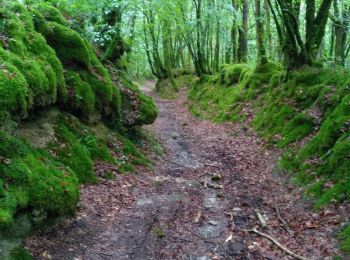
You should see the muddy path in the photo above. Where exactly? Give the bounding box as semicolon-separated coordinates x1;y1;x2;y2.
25;81;342;259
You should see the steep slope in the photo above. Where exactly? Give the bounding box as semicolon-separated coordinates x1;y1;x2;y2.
0;1;157;240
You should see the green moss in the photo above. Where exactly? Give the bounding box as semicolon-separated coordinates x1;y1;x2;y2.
0;210;13;228
59;115;116;163
33;3;69;26
152;226;165;239
190;64;349;215
33;9;122;124
221;63;251;86
120;79;157;125
54;124;96;184
0;62;28;119
0;3;68;118
65;71;96;118
0;130;80;227
36;21;91;68
277;113;315;148
340;224;350;253
135;92;158;125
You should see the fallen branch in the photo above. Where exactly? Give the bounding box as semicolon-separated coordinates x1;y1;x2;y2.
274;205;292;236
204;182;223;189
204;162;221;168
255;209;267;228
133;177;148;185
98;252;113;259
247;228;309;260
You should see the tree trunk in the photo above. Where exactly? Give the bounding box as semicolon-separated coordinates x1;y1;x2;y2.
238;0;249;62
231;0;238;62
255;0;268;64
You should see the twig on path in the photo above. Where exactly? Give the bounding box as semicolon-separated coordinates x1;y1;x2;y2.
255;209;267;229
133;176;148;185
246;227;309;260
201;181;223;189
274;205;292;236
98;252;112;259
203;162;221;168
194;211;202;223
170;236;193;243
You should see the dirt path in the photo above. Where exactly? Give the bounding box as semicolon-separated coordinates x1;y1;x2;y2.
25;81;342;259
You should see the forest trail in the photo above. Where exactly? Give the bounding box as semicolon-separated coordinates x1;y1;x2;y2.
25;82;341;259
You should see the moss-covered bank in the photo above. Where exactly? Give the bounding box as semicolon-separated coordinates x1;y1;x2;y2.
189;63;350;252
0;2;158;257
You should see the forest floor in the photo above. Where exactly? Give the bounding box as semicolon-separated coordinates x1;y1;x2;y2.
24;81;344;259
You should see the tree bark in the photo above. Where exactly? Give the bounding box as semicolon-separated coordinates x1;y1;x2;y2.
255;0;268;64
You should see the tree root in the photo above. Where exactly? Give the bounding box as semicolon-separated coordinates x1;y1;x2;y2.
247;227;309;260
274;205;292;236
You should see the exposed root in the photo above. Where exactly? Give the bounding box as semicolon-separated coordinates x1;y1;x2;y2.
274;205;292;236
247;228;309;260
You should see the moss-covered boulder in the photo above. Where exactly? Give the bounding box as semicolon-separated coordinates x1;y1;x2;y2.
120;79;158;126
0;130;80;228
0;3;68;120
0;1;157;236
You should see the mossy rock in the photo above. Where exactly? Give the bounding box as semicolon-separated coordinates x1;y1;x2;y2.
33;3;69;26
0;3;68;118
0;130;80;227
0;62;28;119
37;21;91;69
220;63;251;86
120;78;157;126
53;124;96;184
65;71;96;118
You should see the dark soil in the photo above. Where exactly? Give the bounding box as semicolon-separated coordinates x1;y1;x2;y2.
25;81;343;259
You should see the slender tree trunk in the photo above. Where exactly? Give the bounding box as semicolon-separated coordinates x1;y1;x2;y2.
238;0;249;62
264;0;273;60
255;0;268;64
231;0;238;62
